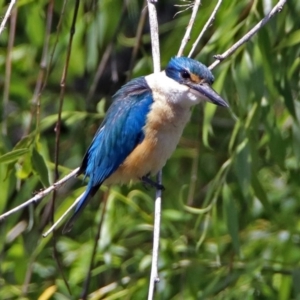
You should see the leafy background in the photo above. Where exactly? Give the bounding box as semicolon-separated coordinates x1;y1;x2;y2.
1;0;300;299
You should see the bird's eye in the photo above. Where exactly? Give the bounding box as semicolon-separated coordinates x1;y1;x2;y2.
181;70;190;79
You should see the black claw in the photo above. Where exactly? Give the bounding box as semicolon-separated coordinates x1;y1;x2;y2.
141;176;165;191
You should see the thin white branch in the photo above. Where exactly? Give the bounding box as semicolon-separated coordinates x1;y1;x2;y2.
177;0;201;57
148;171;162;300
174;1;194;16
42;191;84;237
0;0;17;36
209;0;287;70
0;168;80;221
188;0;223;58
147;1;162;299
147;0;160;73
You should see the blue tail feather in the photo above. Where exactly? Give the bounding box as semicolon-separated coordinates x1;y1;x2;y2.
62;182;100;233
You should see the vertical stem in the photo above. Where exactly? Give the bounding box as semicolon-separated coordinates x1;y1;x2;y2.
147;1;161;299
148;172;162;300
50;0;80;295
147;1;160;73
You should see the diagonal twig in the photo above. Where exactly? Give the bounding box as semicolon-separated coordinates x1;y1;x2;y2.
0;0;17;36
127;0;148;81
188;0;223;58
86;2;127;103
0;168;80;221
177;0;201;57
24;0;54;137
209;0;287;70
42;190;84;237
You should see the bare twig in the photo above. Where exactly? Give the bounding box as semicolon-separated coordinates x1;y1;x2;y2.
24;0;54;137
188;0;223;58
0;0;17;36
127;0;148;81
80;190;109;299
32;1;53;107
148;171;162;300
86;3;127;103
209;0;287;70
0;168;80;221
42;190;84;237
54;0;80;181
147;1;162;299
174;0;194;17
43;0;68;91
86;43;113;103
177;0;201;57
2;6;17;136
147;0;160;73
46;2;80;294
21;3;55;296
48;0;80;234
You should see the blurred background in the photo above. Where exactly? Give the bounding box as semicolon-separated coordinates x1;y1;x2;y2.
1;0;300;299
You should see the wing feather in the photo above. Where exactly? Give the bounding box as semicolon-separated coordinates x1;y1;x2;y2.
63;77;153;232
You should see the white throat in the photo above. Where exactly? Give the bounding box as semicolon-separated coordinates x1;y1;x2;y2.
145;71;203;108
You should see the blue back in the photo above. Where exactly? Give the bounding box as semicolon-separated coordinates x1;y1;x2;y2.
80;77;153;188
63;77;153;232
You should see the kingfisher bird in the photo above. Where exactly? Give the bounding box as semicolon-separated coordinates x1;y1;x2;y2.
63;56;228;233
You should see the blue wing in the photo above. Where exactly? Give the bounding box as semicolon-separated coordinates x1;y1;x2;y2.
63;77;153;233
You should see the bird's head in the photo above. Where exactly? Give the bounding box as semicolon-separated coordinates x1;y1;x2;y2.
165;57;228;107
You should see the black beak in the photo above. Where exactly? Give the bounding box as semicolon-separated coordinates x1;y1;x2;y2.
191;82;229;107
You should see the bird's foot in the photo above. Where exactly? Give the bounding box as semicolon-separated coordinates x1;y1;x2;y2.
141;176;165;191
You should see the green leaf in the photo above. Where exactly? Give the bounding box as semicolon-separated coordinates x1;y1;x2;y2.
202;104;217;148
163;209;189;221
31;147;50;187
277;29;300;49
283;85;297;120
0;164;15;214
251;175;276;218
292;269;300;297
0;149;29;164
293;123;300;163
13;134;34;150
222;184;240;255
16;152;32;179
265;121;286;169
279;274;292;300
234;138;251;197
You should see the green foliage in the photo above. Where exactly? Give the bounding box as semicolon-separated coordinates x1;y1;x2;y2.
1;0;300;299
